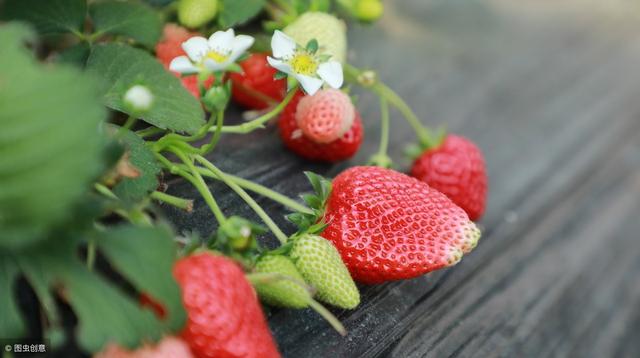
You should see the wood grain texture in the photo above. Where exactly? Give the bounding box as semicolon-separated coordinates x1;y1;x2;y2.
162;1;640;357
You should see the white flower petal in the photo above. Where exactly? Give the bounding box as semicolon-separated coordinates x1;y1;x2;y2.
271;30;296;59
228;34;255;62
208;29;234;52
182;37;209;62
317;61;344;89
295;74;323;95
267;56;293;75
169;56;199;74
203;58;227;72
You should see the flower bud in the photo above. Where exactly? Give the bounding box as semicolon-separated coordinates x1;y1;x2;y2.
123;85;153;114
202;85;230;112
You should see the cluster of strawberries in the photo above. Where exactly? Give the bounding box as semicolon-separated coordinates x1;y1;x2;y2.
97;22;488;358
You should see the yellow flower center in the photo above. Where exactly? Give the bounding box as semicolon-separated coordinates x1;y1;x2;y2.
206;50;229;63
290;53;318;76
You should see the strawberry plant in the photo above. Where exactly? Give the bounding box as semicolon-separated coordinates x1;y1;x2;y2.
0;0;487;355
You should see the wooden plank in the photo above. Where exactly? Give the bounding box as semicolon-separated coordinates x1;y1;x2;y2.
161;1;640;357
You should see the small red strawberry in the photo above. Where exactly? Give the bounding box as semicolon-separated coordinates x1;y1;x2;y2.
94;336;194;358
295;89;355;143
320;166;481;284
279;91;363;162
155;24;214;98
174;253;280;358
229;53;286;110
410;135;487;221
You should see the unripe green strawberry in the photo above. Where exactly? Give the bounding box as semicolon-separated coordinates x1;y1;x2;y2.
290;234;359;309
355;0;383;22
284;12;347;63
254;255;311;309
178;0;218;29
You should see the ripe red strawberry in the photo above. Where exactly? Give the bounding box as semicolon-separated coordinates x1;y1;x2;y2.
279;91;363;162
295;89;355;143
94;336;194;358
174;253;280;358
320;166;481;284
229;53;286;110
410;135;487;221
155;24;213;98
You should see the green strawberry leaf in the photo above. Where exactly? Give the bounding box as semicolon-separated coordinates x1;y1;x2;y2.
0;23;107;249
274;71;288;80
144;0;174;5
111;128;161;204
6;224;184;353
1;0;87;35
56;42;91;67
0;259;25;337
90;0;162;48
86;43;205;134
218;0;265;27
96;224;186;332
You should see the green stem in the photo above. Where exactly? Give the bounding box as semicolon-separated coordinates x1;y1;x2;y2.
245;272;346;335
199;110;224;155
120;115;137;132
154;112;216;151
344;63;436;148
150;191;193;212
272;0;297;14
368;97;392;167
169;147;227;225
377;97;390;157
218;90;296;134
194;155;289;245
307;299;347;336
136;126;165;138
94;183;118;200
86;240;96;270
187;164;311;214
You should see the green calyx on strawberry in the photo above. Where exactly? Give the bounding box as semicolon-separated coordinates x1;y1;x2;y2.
207;216;266;267
177;0;218;29
282;172;360;309
321;166;481;284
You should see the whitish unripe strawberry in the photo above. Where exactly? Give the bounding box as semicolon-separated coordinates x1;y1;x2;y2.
178;0;218;29
290;234;359;309
284;12;347;63
296;89;355;143
253;255;311;309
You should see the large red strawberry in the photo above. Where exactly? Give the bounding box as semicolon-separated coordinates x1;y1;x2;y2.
320;166;481;284
155;24;213;98
279;91;363;162
229;53;286;110
410;135;487;221
174;253;280;358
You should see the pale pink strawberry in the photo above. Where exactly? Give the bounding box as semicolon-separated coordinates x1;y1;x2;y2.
94;336;194;358
295;89;355;143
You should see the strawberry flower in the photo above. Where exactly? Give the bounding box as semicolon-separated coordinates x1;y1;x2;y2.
169;29;254;74
267;30;343;95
